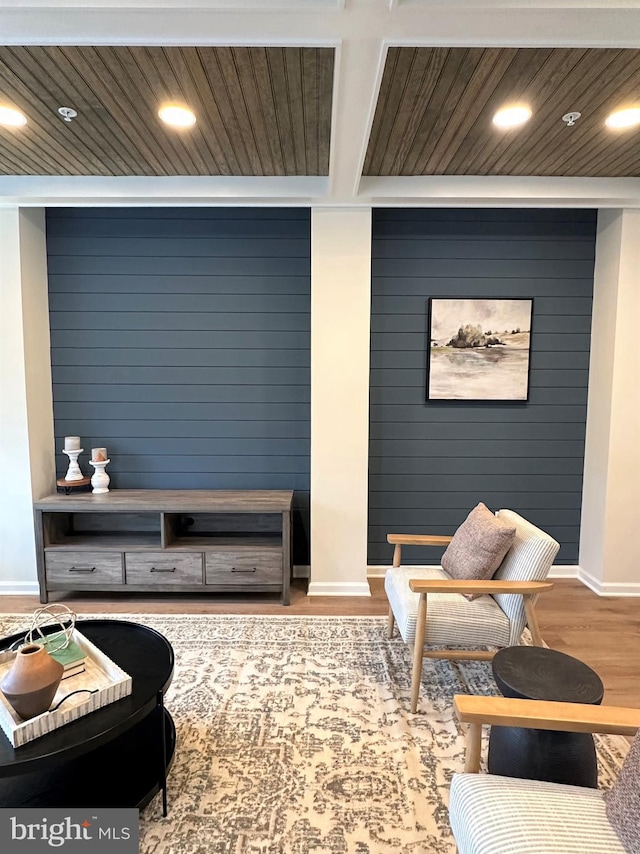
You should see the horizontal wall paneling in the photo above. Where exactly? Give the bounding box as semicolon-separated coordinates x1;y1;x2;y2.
47;208;311;563
368;208;596;566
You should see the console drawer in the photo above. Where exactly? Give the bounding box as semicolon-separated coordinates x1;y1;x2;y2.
125;552;203;585
205;548;282;585
45;551;123;585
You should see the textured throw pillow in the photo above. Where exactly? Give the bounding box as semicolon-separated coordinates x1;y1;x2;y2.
605;731;640;853
441;502;516;600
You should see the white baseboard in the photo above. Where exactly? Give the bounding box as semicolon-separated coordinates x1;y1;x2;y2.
578;567;640;597
367;564;579;579
307;581;372;597
548;565;579;579
0;581;40;597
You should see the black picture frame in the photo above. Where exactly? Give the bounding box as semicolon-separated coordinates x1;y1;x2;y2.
426;297;533;402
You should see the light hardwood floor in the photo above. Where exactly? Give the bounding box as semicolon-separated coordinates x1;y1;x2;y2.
2;578;638;708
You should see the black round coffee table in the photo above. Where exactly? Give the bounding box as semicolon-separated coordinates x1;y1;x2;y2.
488;645;604;788
0;619;175;812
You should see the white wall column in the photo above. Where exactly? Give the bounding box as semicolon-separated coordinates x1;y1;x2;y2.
0;207;55;593
309;208;372;596
579;209;640;595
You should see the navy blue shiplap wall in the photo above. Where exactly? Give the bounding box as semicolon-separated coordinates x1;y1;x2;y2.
46;208;310;562
369;208;597;566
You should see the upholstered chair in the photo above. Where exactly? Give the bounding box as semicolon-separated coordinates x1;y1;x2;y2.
449;693;640;854
385;509;559;712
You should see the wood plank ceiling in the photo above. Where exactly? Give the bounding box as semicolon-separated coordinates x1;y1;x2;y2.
0;46;334;176
364;47;640;177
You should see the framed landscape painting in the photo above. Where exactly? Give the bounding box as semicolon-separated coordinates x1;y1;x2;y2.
427;297;533;401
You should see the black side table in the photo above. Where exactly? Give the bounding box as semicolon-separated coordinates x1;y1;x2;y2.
488;645;604;788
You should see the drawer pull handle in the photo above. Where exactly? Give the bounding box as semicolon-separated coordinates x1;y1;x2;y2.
150;566;176;573
68;566;96;573
231;567;257;573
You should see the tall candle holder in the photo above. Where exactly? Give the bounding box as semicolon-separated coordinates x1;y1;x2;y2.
89;458;111;494
62;447;85;482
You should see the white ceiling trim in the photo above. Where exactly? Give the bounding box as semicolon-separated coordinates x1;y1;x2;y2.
0;176;329;206
359;176;640;208
2;175;640;209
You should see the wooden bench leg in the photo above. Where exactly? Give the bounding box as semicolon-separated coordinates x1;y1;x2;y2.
387;606;395;638
410;592;427;713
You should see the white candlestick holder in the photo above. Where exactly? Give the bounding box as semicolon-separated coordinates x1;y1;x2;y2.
62;448;84;482
89;458;111;494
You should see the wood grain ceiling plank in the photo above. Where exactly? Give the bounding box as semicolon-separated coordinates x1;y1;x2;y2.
0;134;45;175
103;46;192;175
181;49;237;176
380;48;450;176
196;48;253;175
530;51;640;177
456;48;557;176
415;47;488;176
26;46;146;177
3;45;112;175
0;119;66;175
362;47;400;176
0;47;103;175
302;48;319;176
491;48;616;176
284;48;308;174
214;47;265;175
112;46;201;175
560;116;640;177
245;47;287;175
370;48;423;176
414;48;488;176
315;47;333;175
59;46;172;175
445;48;552;176
426;48;518;175
259;48;295;175
142;46;219;175
585;142;640;177
402;48;479;176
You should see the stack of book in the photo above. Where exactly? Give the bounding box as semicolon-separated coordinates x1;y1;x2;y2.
34;632;86;680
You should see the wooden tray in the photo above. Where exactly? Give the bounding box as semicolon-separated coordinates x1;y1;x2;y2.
0;629;132;748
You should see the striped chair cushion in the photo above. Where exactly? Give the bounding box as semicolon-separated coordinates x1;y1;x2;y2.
449;773;625;854
384;566;511;648
492;509;560;645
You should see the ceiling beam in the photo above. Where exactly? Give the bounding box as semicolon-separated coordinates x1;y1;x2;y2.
328;39;386;200
3;1;640;47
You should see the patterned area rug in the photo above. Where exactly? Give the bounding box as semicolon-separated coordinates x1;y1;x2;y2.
0;614;629;853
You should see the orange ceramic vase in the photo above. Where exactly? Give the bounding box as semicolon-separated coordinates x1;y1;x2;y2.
0;643;64;720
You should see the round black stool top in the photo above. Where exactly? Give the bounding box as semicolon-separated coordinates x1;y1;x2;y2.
492;646;604;706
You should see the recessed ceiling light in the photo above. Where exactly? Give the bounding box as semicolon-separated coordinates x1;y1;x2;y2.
492;105;532;130
158;105;196;128
0;105;27;128
605;107;640;130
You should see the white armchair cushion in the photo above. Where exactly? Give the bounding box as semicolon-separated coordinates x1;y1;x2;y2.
450;773;625;854
384;566;511;648
492;509;560;644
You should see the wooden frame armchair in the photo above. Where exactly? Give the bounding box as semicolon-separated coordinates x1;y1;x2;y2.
385;510;559;713
450;694;640;854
